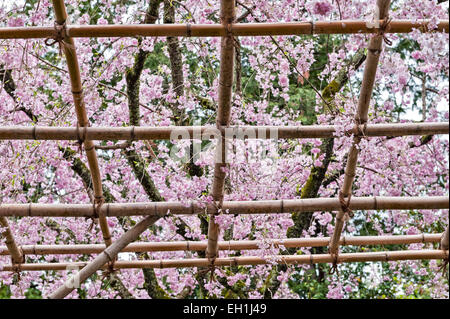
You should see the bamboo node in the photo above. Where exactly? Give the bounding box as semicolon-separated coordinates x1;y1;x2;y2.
32;126;37;140
310;20;315;35
186;23;192;37
218;80;233;89
129;126;136;141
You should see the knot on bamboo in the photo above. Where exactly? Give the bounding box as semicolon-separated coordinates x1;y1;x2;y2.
11;262;23;281
87;196;104;231
329;253;340;277
102;248;117;277
377;18;393;46
211;199;224;216
199;256;217;283
93;196;104;219
75;120;89;154
102;261;118;279
437;258;448;279
44;21;74;55
11;246;25;265
356;123;368;139
220;12;235;28
338;191;354;222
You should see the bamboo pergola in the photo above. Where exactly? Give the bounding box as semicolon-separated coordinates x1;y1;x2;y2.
0;0;448;299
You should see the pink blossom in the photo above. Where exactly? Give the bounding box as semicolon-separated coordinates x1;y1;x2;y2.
313;1;332;16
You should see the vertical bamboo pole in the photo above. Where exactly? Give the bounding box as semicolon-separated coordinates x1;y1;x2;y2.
441;226;449;251
51;0;112;247
329;0;390;256
205;0;236;265
0;217;23;264
48;215;161;299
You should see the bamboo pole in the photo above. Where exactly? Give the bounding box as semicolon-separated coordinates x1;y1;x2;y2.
48;215;161;299
0;217;24;264
0;234;442;256
329;0;390;257
441;226;449;251
0;196;447;217
51;0;112;247
0;122;447;141
0;20;448;39
206;0;235;266
2;249;447;272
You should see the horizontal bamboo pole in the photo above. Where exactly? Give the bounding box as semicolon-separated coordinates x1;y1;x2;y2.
0;234;442;256
0;20;448;39
0;196;447;217
0;122;447;141
1;249;447;271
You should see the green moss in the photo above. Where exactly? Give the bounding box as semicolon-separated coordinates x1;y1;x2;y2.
143;269;172;299
321;79;341;103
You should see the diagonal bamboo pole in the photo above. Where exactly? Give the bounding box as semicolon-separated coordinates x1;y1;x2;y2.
48;215;161;299
0;234;443;256
2;249;447;272
0;196;448;217
0;217;24;264
0;20;448;39
0;122;448;140
329;0;390;257
51;0;112;247
205;0;236;268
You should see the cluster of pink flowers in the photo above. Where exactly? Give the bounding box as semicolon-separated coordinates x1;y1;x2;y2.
312;1;333;16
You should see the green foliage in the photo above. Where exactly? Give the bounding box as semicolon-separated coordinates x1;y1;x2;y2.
0;284;11;299
288;268;329;299
24;285;43;299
